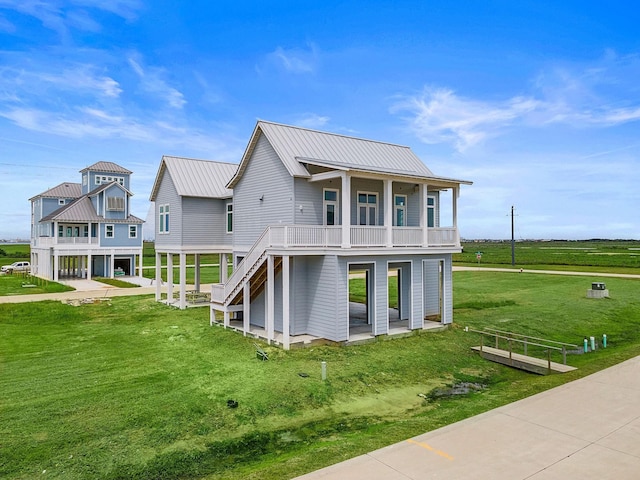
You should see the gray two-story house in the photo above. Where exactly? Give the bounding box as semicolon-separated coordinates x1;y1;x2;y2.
30;161;144;281
149;156;238;308
150;122;471;348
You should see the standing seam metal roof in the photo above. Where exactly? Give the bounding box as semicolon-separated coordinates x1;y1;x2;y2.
29;182;82;201
79;161;132;174
150;156;237;201
228;121;437;188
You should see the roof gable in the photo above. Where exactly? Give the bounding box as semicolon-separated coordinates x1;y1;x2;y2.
228;121;440;188
89;181;132;197
149;156;237;201
41;196;101;222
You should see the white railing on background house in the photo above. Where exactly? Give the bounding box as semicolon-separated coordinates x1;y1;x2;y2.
35;237;99;247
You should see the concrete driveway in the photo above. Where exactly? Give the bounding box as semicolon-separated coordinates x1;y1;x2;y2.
296;355;640;479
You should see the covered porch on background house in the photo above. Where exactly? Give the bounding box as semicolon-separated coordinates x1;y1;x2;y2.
44;248;144;281
155;248;232;309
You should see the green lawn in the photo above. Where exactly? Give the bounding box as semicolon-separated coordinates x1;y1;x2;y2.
2;272;640;479
0;274;74;295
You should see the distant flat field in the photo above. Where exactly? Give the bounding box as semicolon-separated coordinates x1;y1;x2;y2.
456;240;640;271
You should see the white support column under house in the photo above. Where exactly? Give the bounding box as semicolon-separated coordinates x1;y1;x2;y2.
266;255;275;344
155;252;162;301
194;253;201;292
166;254;174;304
179;252;187;309
282;255;290;350
243;281;250;336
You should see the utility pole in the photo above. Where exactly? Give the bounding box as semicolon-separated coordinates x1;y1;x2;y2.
511;205;515;266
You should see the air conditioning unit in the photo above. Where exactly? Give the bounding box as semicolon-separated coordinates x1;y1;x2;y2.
592;282;606;291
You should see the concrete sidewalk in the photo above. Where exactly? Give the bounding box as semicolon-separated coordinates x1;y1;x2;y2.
297;355;640;479
0;277;157;304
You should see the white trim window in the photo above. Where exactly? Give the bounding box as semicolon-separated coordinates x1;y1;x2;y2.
323;188;339;226
105;224;114;238
129;225;138;238
357;192;378;226
394;194;407;226
95;175;125;186
58;198;65;205
427;195;436;228
226;203;233;233
159;204;170;234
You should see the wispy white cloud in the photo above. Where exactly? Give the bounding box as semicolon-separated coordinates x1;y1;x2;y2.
0;0;141;37
295;113;330;128
263;43;319;74
393;53;640;151
391;87;539;151
128;56;186;109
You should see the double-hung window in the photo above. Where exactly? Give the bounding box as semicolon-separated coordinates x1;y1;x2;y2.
105;224;114;238
226;203;233;233
394;195;407;226
427;196;436;228
357;192;378;226
159;204;170;234
323;189;339;226
129;225;137;238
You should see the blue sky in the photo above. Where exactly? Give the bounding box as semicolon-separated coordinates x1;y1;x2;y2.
1;0;639;240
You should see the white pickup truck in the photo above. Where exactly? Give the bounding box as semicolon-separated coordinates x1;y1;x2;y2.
1;261;31;273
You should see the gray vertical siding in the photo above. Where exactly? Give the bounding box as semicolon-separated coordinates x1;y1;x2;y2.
182;196;230;246
291;256;309;335
293;177;328;225
411;258;424;329
233;134;294;254
442;254;453;324
154;169;182;248
304;255;343;341
423;259;440;317
374;258;388;335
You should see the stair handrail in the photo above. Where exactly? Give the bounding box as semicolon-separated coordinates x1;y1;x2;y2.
223;226;273;301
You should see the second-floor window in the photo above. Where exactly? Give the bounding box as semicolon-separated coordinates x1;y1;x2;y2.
323;189;339;226
226;203;233;233
357;192;378;226
427;196;436;228
129;225;137;238
159;204;169;234
107;196;125;211
394;195;407;226
105;224;114;238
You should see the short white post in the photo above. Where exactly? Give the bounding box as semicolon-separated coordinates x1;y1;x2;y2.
321;361;327;381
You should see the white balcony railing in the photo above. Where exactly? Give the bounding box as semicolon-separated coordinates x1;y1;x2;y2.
428;227;459;247
392;227;423;247
212;224;460;304
34;236;99;247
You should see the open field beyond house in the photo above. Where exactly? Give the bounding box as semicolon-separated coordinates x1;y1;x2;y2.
2;268;640;479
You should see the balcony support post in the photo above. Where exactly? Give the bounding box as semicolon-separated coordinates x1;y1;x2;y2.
385;179;393;247
341;172;351;248
420;183;428;247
